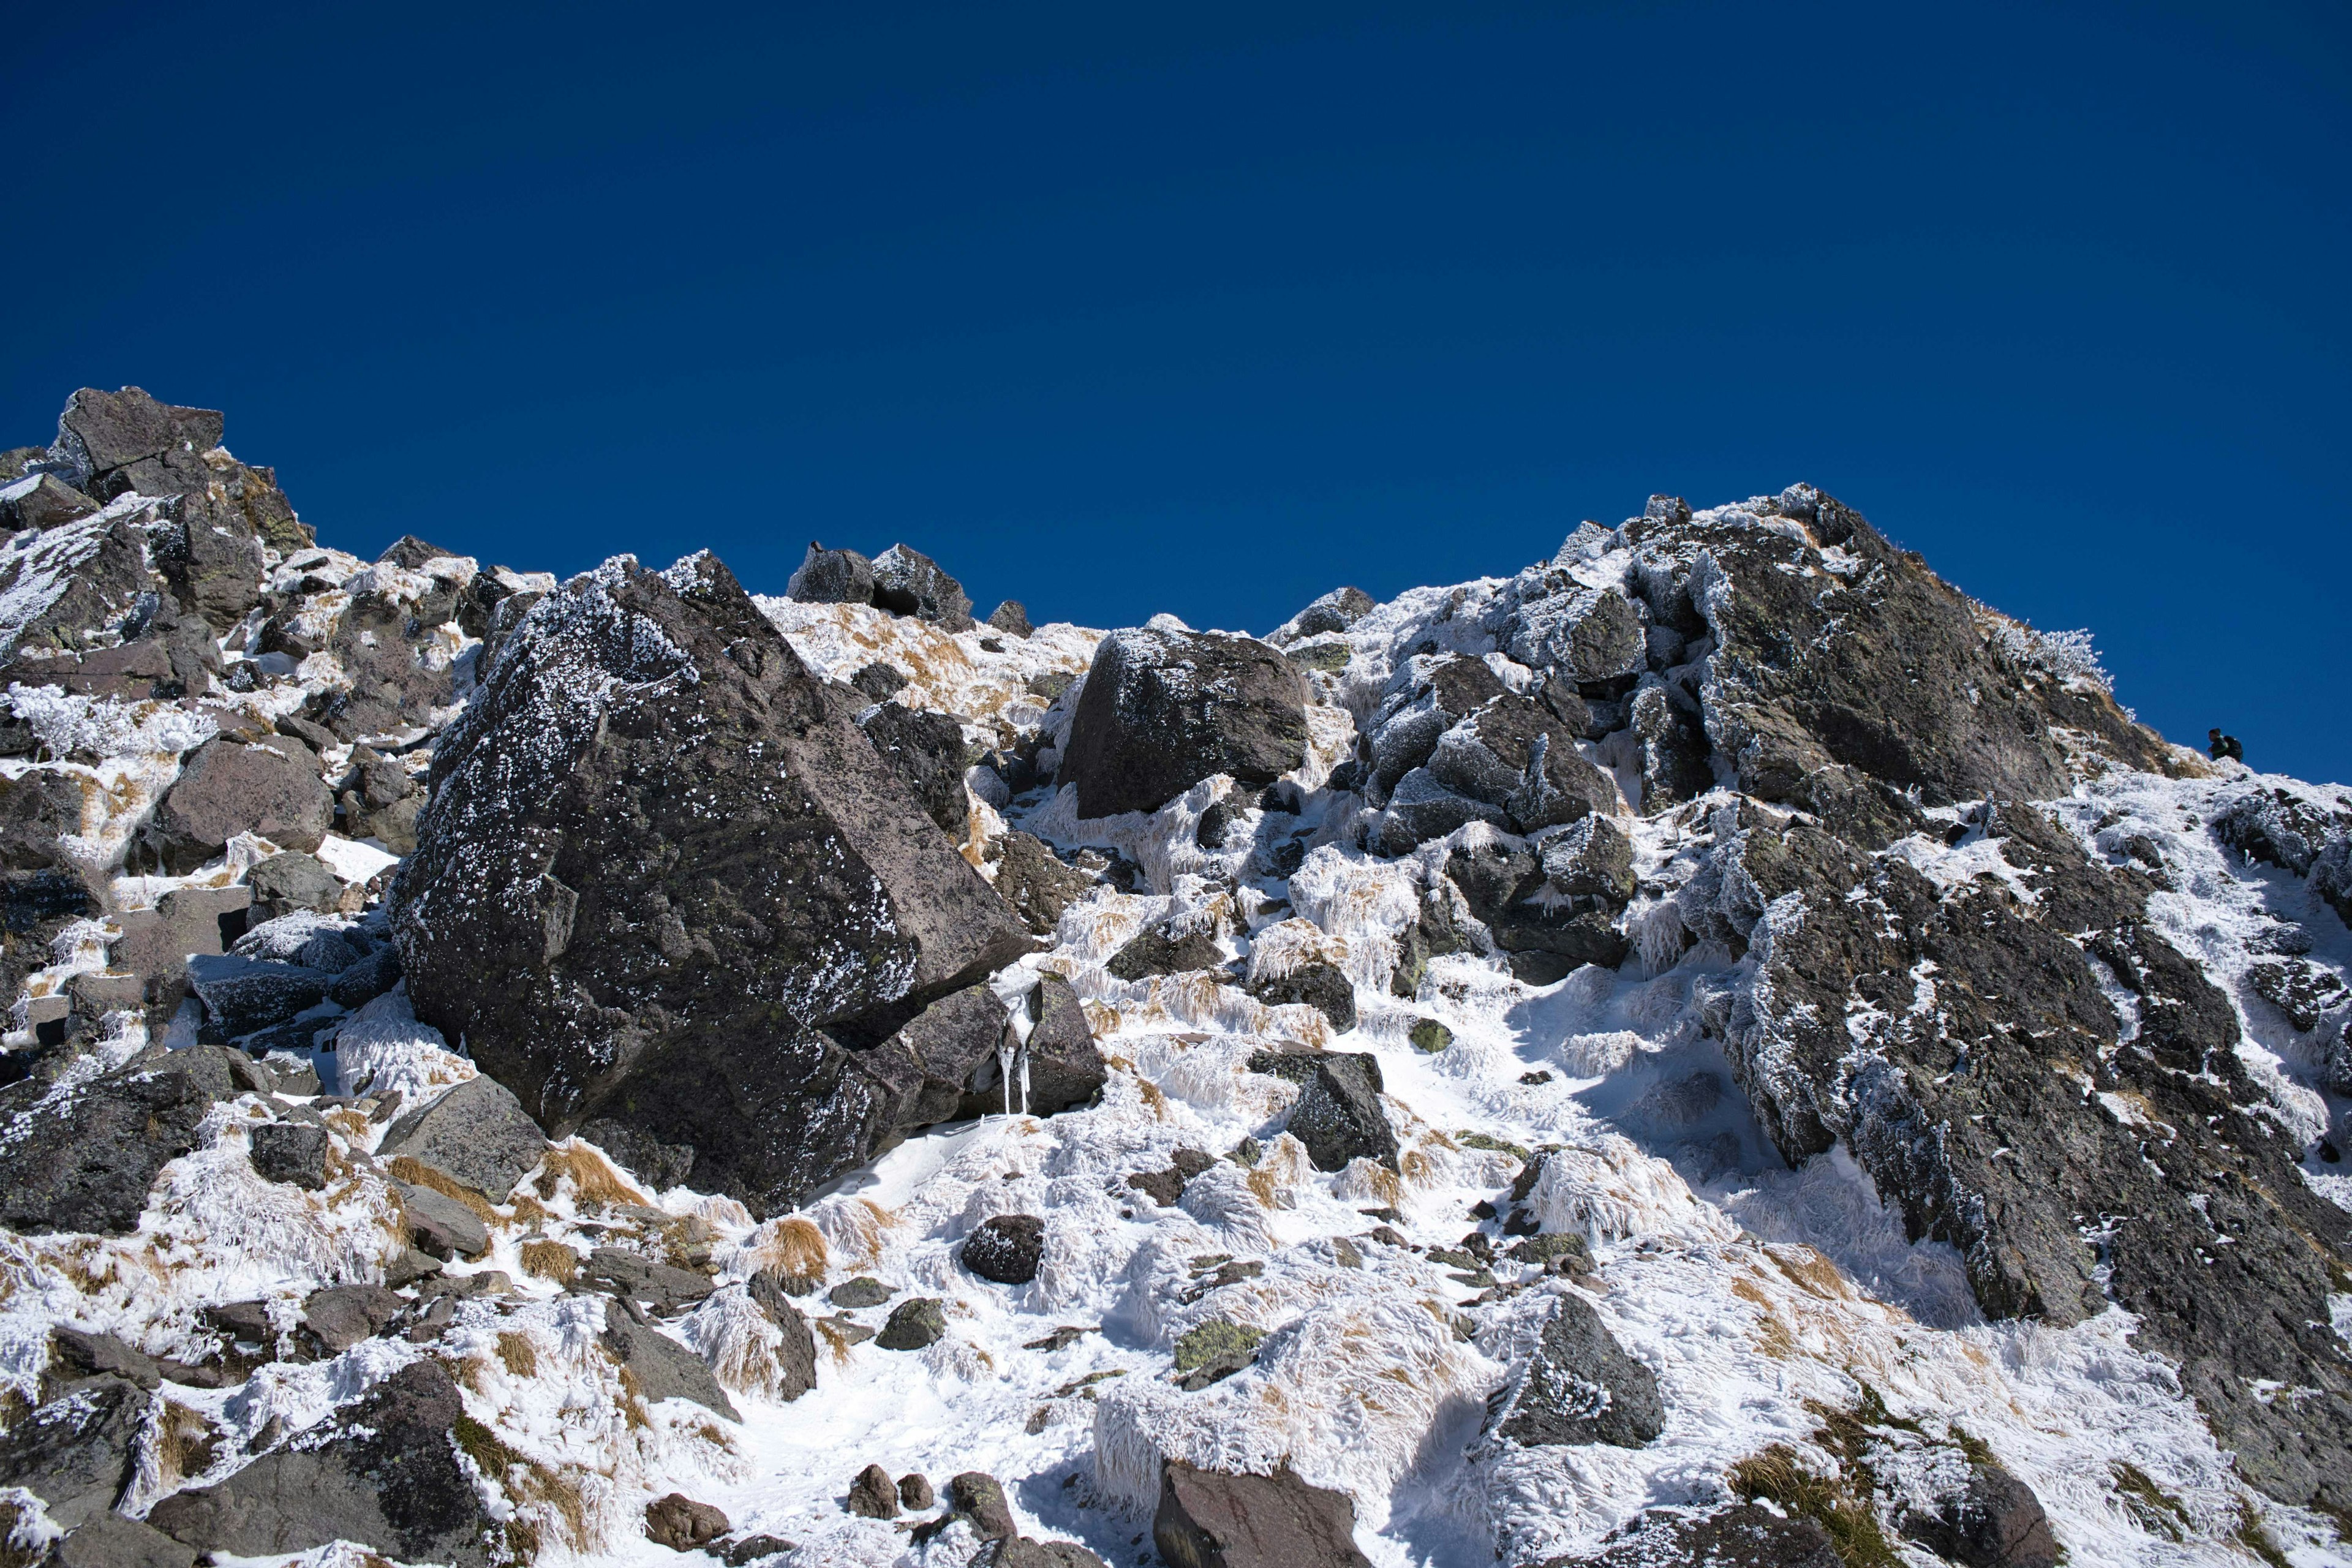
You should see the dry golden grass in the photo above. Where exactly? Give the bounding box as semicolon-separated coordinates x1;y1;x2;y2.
495;1331;540;1379
813;1319;860;1364
745;1217;827;1280
530;1144;650;1210
1766;1244;1853;1302
518;1239;579;1285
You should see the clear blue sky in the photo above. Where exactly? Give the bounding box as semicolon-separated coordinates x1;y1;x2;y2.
7;3;2347;780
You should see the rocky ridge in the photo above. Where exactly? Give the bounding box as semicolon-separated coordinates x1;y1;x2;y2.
0;390;2343;1568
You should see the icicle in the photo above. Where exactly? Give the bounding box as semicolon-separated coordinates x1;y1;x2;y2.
1017;1042;1031;1117
998;1036;1016;1117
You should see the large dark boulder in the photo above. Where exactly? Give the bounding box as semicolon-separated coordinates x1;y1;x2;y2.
1446;836;1629;979
1900;1462;2060;1568
1489;1293;1664;1449
153;737;333;870
785;541;875;605
0;1046;238;1234
600;1297;739;1420
0;1374;146;1530
393;551;1031;1215
870;545;974;631
962;1214;1046;1284
1285;1054;1396;1172
146;1361;502;1567
1153;1461;1371;1568
1059;628;1308;818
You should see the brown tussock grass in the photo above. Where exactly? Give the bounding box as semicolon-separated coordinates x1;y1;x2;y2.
495;1332;541;1379
746;1217;828;1280
518;1239;580;1285
531;1143;650;1210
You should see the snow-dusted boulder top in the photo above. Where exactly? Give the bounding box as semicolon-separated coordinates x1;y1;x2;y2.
1058;624;1309;817
393;549;1033;1212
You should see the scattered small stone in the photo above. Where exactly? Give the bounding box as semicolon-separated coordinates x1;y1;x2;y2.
249;1122;330;1189
846;1463;899;1519
1172;1319;1264;1391
301;1284;404;1354
897;1473;935;1510
827;1276;895;1309
1408;1019;1452;1054
1518;1070;1553;1085
1023;1325;1095;1352
644;1492;731;1551
875;1297;946;1351
963;1215;1047;1285
717;1534;796;1566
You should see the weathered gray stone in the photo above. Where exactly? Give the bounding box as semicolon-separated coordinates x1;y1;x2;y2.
185;954;328;1040
1491;1292;1662;1449
0;1046;237;1234
249;1122;329;1189
601;1297;739;1420
1153;1460;1371;1568
1546;1504;1838;1567
644;1493;731;1550
581;1248;714;1315
394;551;1031;1217
50;1509;202;1568
846;1463;900;1519
393;1180;489;1259
1285;1054;1396;1174
300;1283;403;1352
990;832;1096;936
875;1297;946;1350
858;701;971;834
145;1360;499;1567
1060;627;1308;818
785;542;875;605
986;600;1032;638
245;853;341;919
1248;961;1355;1032
745;1272;818;1401
45;1330;159;1393
154;737;331;870
377;1075;545;1202
1900;1463;2061;1568
0;1376;146;1531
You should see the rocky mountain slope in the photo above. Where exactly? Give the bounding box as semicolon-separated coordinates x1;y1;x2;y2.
0;386;2346;1568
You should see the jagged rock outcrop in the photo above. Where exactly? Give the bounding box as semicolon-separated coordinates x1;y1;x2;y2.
1060;627;1308;818
393;551;1034;1213
0;1045;241;1234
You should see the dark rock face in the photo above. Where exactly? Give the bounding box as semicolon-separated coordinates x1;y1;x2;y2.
1284;586;1375;639
0;1046;236;1234
1153;1460;1372;1568
870;545;974;631
1285;1054;1396;1173
0;1374;145;1529
247;852;341;919
987;600;1033;637
249;1122;330;1189
1900;1463;2061;1568
786;542;875;605
146;1361;500;1567
1446;836;1630;979
1490;1294;1663;1449
963;1214;1046;1284
580;1117;696;1190
991;832;1096;935
858;701;971;834
48;1510;202;1568
1059;628;1308;818
746;1271;818;1400
377;1075;546;1202
153;737;333;870
336;745;423;852
1363;655;1615;851
1107;923;1223;980
1548;1504;1838;1567
1706;800;2352;1514
186;954;328;1040
847;1462;900;1518
1248;961;1355;1031
394;551;1031;1215
601;1297;739;1419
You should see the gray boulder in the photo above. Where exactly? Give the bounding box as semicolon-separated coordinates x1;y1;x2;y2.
1490;1292;1663;1449
0;473;99;533
1106;922;1223;981
0;1045;238;1234
1058;628;1308;818
1010;973;1108;1116
846;1463;899;1519
48;1510;201;1568
154;737;332;870
987;600;1032;637
1901;1463;2061;1568
246;853;341;919
870;545;973;631
990;832;1096;936
377;1075;546;1202
1285;1054;1396;1173
1153;1460;1371;1568
962;1215;1045;1284
601;1297;739;1420
1540;816;1635;906
785;541;875;605
0;1375;146;1531
185;954;328;1040
645;1493;731;1550
1556;1504;1838;1568
1446;837;1629;979
393;1181;489;1259
876;1297;946;1350
300;1283;403;1352
1284;586;1375;640
393;551;1031;1216
249;1123;329;1189
852;984;1011;1130
145;1360;501;1567
1248;962;1355;1032
581;1248;716;1316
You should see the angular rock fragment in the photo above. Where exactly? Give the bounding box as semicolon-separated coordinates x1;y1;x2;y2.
249;1122;329;1189
785;541;875;605
395;551;1031;1215
153;736;333;870
962;1214;1046;1284
846;1463;900;1519
0;1374;146;1531
1285;1054;1396;1173
858;700;971;834
990;832;1096;935
0;1046;237;1234
1153;1460;1371;1568
870;544;973;630
377;1075;546;1202
1059;627;1308;818
876;1297;946;1350
300;1283;403;1353
601;1297;739;1420
1490;1293;1662;1449
646;1493;731;1550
